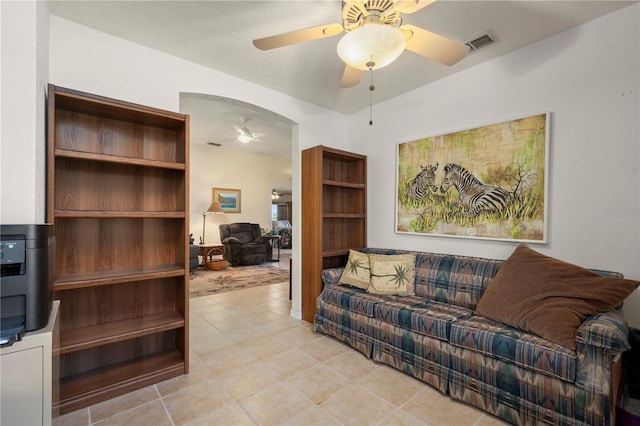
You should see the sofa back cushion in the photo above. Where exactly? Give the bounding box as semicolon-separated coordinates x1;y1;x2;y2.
414;253;504;309
363;248;503;309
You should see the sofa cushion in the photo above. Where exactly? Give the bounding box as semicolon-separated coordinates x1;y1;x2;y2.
374;296;472;341
368;253;417;296
450;315;577;382
413;253;503;309
340;250;370;289
322;285;388;318
475;244;639;350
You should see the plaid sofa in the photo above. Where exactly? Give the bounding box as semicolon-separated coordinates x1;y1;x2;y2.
313;248;630;426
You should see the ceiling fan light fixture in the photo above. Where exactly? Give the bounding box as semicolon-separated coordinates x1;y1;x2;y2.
237;123;255;143
238;133;252;143
337;25;406;71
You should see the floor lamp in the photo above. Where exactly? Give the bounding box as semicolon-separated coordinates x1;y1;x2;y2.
201;201;223;244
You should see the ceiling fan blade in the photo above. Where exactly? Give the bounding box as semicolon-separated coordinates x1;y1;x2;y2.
340;65;364;88
253;23;343;50
394;0;436;14
401;24;469;66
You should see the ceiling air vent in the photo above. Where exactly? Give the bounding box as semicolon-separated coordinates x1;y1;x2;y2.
465;32;497;54
207;142;222;147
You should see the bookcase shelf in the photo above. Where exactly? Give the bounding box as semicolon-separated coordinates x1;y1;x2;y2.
47;84;189;414
54;210;186;218
302;145;367;322
55;148;186;170
59;311;185;355
54;265;186;291
59;350;185;414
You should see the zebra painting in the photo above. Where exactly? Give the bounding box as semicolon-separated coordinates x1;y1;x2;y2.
405;163;438;203
439;163;511;217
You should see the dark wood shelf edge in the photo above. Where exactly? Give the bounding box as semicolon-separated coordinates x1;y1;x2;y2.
322;180;365;188
55;148;186;170
318;145;366;160
52;85;187;124
55;350;185;415
54;265;187;291
54;210;185;218
59;311;185;354
322;213;366;219
322;249;352;257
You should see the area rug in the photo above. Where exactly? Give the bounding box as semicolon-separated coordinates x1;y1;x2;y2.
189;263;290;298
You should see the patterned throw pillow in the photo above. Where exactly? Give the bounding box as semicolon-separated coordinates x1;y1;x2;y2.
339;250;370;289
367;253;416;296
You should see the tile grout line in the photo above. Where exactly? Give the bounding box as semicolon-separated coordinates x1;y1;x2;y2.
156;385;176;426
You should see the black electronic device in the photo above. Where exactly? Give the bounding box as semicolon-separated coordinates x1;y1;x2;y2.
0;224;54;347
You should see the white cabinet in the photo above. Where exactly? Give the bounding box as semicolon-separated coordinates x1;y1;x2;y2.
1;301;59;426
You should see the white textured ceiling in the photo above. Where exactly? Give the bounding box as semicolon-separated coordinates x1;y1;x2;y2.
49;0;636;157
181;93;296;158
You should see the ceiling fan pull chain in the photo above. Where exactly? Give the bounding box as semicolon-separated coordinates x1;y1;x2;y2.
367;60;375;125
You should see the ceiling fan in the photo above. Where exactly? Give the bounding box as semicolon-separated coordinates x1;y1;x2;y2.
233;118;262;143
253;0;469;88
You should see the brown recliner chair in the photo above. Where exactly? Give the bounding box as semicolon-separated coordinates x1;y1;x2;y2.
219;223;272;266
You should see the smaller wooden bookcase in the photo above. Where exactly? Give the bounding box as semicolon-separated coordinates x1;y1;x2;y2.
301;145;367;322
47;85;190;414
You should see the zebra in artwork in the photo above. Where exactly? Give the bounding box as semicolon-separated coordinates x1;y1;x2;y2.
405;163;438;203
439;163;511;217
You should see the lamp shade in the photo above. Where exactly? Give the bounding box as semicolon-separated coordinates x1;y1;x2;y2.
337;25;406;71
206;201;223;213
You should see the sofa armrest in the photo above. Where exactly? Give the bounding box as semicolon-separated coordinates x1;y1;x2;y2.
222;237;240;244
321;267;344;287
575;309;630;352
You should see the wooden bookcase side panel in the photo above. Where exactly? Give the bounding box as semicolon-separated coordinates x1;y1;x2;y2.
54;218;185;277
55;158;185;213
55;278;180;332
179;115;190;372
54;109;182;164
59;333;178;380
301;148;324;323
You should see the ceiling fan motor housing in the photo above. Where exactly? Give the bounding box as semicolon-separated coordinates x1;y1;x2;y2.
342;0;401;31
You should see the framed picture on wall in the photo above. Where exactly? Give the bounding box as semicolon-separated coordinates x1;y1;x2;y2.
396;113;549;243
212;187;241;213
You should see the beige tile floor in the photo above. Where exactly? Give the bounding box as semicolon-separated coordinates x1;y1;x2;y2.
53;281;508;426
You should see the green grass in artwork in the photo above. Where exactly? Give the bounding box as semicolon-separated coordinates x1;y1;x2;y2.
400;173;542;237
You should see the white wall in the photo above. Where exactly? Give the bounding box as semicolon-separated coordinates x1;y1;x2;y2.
348;4;640;328
5;7;637;326
0;1;49;224
190;144;292;245
45;15;349;318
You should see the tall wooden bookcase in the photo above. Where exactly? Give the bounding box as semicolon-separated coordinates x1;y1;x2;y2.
301;145;367;322
46;85;189;414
